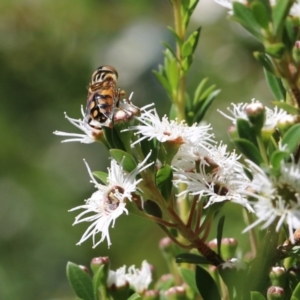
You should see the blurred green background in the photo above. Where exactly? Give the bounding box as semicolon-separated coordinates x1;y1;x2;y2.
0;0;273;299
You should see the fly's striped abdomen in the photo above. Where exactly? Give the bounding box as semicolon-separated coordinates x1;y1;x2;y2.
84;65;132;129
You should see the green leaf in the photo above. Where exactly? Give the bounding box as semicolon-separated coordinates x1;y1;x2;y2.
162;41;177;61
169;103;177;120
153;69;172;97
144;200;162;218
195;265;221;300
198;84;218;103
92;265;107;300
182;41;193;58
176;253;211;264
272;101;300;115
265;43;285;58
272;0;293;36
251;291;266;300
232;138;264;165
182;54;194;74
232;2;263;40
182;28;201;57
270;150;289;170
182;0;200;28
291;281;300;300
192;89;220;123
109;149;137;172
284;17;298;51
155;165;173;201
193;78;209;105
264;68;285;100
66;262;94;300
281;123;300;154
179;267;199;295
140;137;157;173
217;216;225;256
167;26;183;47
127;293;142;300
164;49;179;96
102;126;125;150
236;118;258;147
253;51;274;73
92;171;108;184
251;1;271;30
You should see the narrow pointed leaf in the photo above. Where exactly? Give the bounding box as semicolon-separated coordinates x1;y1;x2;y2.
281;123;300;154
232;138;264;165
251;291;266;300
272;101;300;115
251;1;271;30
179;267;199;294
193;89;220;122
144;200;162;218
182;28;201;57
232;2;263;40
153;70;172;96
109;149;137;172
193;78;209;105
198;84;217;103
270;150;289;170
92;171;108;184
165;53;179;94
140;137;157;173
127;293;142;300
176;253;211;264
291;281;300;300
265;43;285;58
66;262;94;300
162;41;177;61
102;126;125;151
195;265;221;300
253;52;274;73
156;165;173;201
264;69;285;100
167;26;183;47
236;118;258;147
92;265;107;300
272;0;293;36
217;216;225;256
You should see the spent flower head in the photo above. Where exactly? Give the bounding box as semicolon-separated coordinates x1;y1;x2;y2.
69;152;153;248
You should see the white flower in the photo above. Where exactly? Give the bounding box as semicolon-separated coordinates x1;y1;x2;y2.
242;160;300;243
53;106;102;143
70;153;153;248
173;143;252;210
220;258;248;271
219;100;289;131
172;143;210;172
126;106;214;148
214;0;300;17
214;0;246;11
290;2;300;18
107;266;128;288
125;260;152;294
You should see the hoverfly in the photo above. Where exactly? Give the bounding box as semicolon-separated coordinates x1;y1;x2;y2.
85;65;126;129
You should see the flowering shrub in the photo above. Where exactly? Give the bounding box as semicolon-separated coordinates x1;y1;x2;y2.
55;0;300;299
